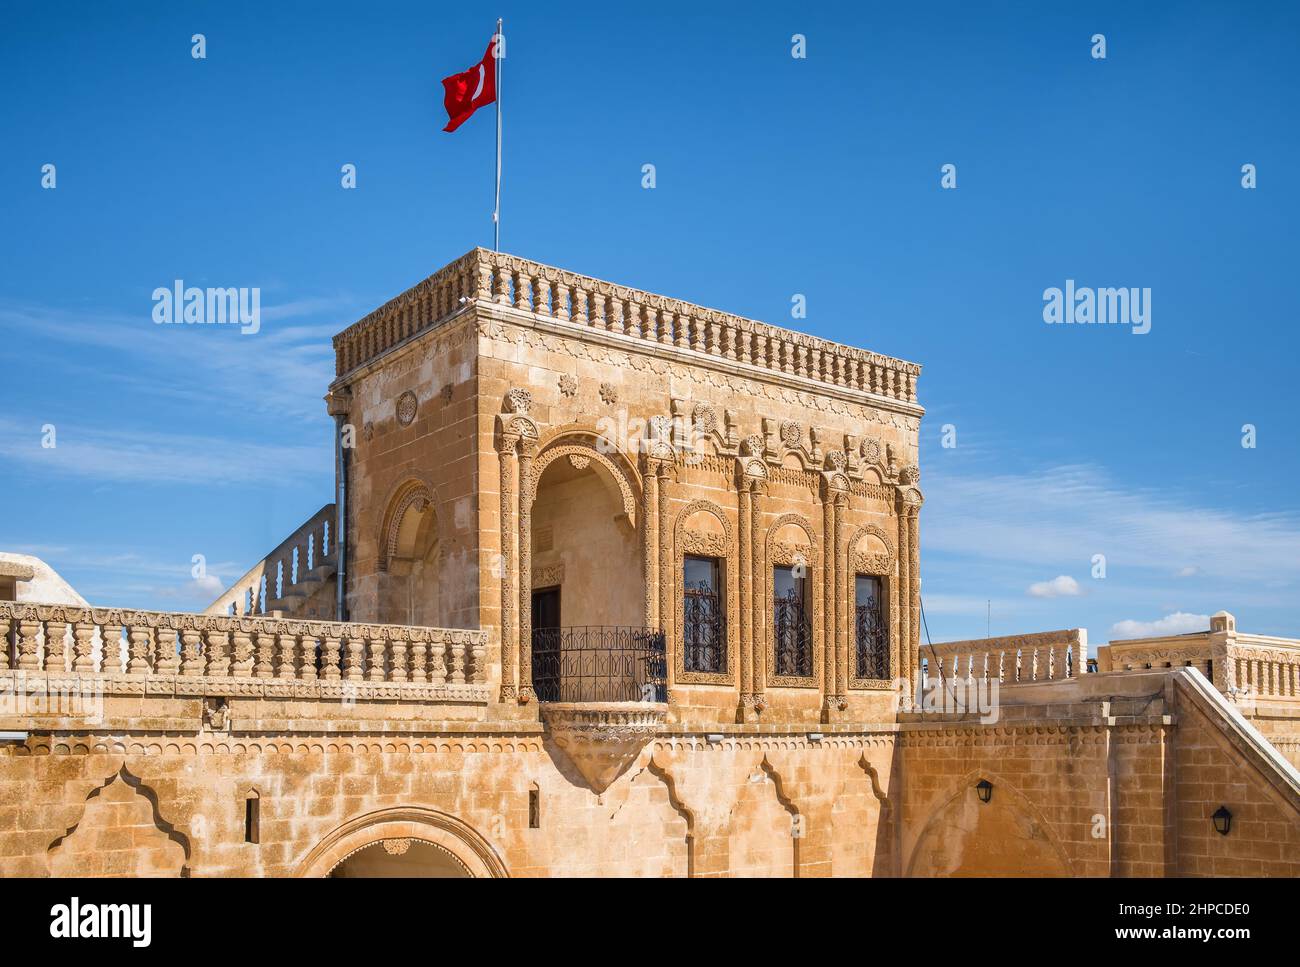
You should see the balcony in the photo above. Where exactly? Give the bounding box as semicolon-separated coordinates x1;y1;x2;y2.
531;626;666;703
530;625;667;794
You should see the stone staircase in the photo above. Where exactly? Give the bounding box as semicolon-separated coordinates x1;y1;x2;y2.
206;504;337;617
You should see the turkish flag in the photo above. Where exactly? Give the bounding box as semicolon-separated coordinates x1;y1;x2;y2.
441;39;497;132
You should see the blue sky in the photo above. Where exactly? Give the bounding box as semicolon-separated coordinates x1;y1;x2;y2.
2;1;1298;648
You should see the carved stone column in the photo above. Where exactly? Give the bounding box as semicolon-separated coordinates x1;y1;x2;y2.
642;459;659;630
738;482;753;714
497;431;520;702
517;439;537;703
820;486;836;716
907;498;922;696
896;495;912;709
834;491;850;706
657;460;672;641
750;478;766;709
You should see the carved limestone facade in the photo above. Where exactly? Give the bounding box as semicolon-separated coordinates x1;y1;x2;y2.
327;248;924;726
4;250;1299;878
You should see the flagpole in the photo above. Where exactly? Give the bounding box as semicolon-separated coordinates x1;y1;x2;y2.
493;17;503;252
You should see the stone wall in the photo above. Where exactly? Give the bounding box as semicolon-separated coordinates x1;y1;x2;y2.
3;666;1297;878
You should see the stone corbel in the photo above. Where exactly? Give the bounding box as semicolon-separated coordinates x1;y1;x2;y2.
736;434;769;485
761;418;780;462
842;434;860;473
325;388;351;419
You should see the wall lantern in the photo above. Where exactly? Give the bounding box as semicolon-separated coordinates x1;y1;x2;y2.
975;779;993;804
1212;805;1232;836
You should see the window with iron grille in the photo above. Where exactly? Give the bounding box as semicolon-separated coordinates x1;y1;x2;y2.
854;575;889;679
683;555;725;674
773;565;812;678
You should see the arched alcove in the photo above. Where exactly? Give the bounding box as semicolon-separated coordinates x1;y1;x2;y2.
529;443;644;630
905;772;1072;878
376;476;442;626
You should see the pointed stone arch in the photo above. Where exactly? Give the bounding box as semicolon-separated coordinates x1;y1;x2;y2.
728;754;801;877
831;752;895;877
904;769;1073;878
646;754;697;877
48;765;191;877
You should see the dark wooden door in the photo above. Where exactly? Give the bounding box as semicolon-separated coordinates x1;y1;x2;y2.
531;586;560;631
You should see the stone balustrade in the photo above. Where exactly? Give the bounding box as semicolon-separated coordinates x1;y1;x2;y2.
924;629;1087;685
206;503;336;617
1098;637;1213;677
1224;635;1300;700
1096;613;1300;702
331;248;921;405
0;601;488;703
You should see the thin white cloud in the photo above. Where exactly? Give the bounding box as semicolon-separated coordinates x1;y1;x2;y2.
0;297;350;421
1110;612;1210;640
1027;575;1081;598
924;463;1300;587
0;417;328;486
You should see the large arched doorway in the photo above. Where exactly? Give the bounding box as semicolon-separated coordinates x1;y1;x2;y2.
527;440;654;702
328;839;470;877
295;807;509;878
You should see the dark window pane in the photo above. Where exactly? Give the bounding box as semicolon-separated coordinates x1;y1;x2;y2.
773;565;811;677
683;556;725;674
854;575;888;679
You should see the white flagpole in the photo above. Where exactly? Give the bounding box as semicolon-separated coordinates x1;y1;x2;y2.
493;17;503;252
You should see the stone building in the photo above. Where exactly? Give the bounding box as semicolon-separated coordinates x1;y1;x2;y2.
1;248;1298;877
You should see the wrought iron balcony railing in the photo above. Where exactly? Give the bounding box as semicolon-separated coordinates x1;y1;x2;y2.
855;604;889;679
683;585;726;675
773;591;812;678
531;626;667;703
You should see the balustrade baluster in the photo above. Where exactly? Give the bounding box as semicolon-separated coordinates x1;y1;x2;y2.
448;634;467;685
205;628;231;677
0;611;11;671
155;619;179;675
471;635;486;684
16;614;40;671
276;629;298;679
232;625;255;676
429;635;448;686
390;635;409;682
180;624;204;676
43;614;68;673
367;632;386;681
72;619;96;673
344;633;365;681
127;620;153;675
321;633;342;680
410;633;428;683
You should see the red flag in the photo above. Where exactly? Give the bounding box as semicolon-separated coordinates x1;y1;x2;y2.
441;39;497;133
